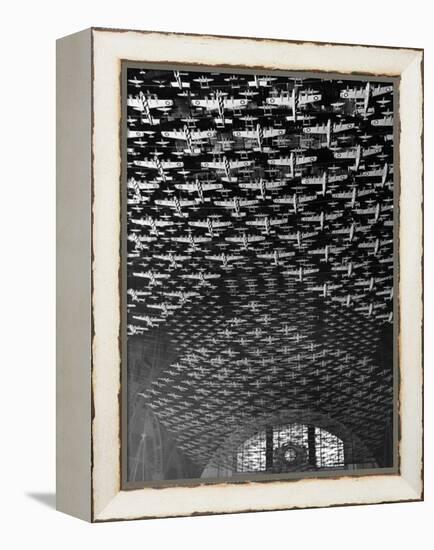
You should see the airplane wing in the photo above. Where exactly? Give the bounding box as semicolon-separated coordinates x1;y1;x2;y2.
270;218;288;225
298;194;316;203
356;207;376;214
188;220;207;227
273;196;293;203
191;98;218;110
265;95;294;107
175;183;196;191
154;199;175;207
299;93;322;105
224;98;249;109
332;192;352;199
138;182;159;189
340;88;364;100
201;161;224;169
358;189;374;197
161;161;184;168
371;117;393;127
203;183;222;191
333;122;356;132
133;160;157;168
229;160;253;168
130;218;147;226
372;84;394;96
362;146;382;156
268;158;292;166
147;98;173;108
238;182;259;189
263;128;285;137
191;129;216;139
303;125;327;135
128;97;173;110
333;150;356;159
302;176;323;184
127;97;142;109
162;130;186;139
266;181;285;189
213;200;233;207
310;285;325;292
296;155;317;165
172;236;190;242
329;174;348;183
193;237;212;243
233;130;256;138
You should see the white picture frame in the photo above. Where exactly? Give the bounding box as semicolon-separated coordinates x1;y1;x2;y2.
56;27;423;522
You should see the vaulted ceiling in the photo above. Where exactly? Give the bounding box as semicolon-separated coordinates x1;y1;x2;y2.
125;66;395;475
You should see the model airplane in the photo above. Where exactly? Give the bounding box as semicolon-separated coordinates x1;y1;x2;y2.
132;314;164;327
188;217;232;237
130;216;173;235
303;119;356;147
246;215;288;234
201;156;253;182
233;124;285;151
238;178;285;199
256;249;295;266
175;178;222;202
205;253;244;269
213;196;259;217
182;271;221;286
191;91;249;124
170;70;190;89
266;88;322;121
225;232;265;249
172;231;212;249
154;252;192;268
154;196;196;217
162;126;216;154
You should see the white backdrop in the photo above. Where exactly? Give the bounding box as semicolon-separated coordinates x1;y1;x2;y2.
1;1;432;548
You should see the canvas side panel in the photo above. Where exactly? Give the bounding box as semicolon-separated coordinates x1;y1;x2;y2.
56;28;92;522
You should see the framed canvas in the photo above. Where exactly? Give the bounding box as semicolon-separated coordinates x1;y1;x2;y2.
56;27;423;522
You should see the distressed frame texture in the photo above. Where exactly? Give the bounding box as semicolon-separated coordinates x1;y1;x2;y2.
56;27;423;522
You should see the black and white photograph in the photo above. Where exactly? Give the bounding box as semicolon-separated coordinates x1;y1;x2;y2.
123;65;396;485
1;0;430;538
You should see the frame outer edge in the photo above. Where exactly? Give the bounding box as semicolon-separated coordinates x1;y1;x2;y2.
88;29;424;521
56;28;93;522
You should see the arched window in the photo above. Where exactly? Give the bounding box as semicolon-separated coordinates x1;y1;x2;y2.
236;423;345;473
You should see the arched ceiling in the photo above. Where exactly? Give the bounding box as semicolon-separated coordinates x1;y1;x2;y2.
125;66;395;475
